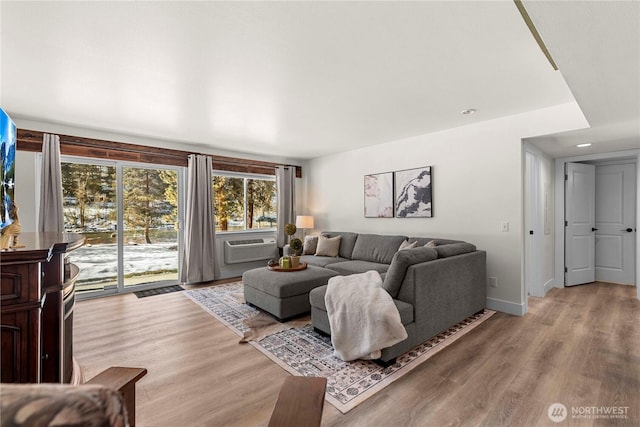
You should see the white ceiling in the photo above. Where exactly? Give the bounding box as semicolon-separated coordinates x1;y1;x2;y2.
523;0;639;158
0;1;637;160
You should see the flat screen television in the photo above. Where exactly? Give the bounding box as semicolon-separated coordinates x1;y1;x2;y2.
1;107;17;231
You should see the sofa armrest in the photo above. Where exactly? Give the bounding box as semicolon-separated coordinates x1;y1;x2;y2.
397;250;487;340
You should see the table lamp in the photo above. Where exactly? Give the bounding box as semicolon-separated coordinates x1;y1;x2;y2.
295;215;314;238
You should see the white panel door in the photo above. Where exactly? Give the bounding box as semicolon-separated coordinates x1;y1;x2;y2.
595;163;636;284
565;163;596;286
524;150;543;297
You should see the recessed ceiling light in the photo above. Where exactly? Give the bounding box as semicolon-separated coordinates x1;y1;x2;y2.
577;143;592;148
461;109;476;115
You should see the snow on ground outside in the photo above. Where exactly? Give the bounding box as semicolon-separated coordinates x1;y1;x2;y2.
69;243;178;284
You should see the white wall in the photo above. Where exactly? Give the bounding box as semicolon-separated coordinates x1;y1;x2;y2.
305;103;588;315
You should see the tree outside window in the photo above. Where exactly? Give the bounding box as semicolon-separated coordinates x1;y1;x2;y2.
62;163;116;231
123;167;176;244
213;175;276;232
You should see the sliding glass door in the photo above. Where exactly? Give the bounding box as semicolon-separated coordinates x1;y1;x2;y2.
62;162;118;294
62;157;183;298
122;166;179;288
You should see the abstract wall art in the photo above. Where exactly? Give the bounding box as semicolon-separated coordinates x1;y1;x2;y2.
395;166;432;218
364;172;394;218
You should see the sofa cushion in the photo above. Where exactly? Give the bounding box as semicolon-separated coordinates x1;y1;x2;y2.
436;242;477;258
302;235;318;255
321;232;359;259
301;255;348;268
309;285;414;325
315;235;341;257
325;260;390;275
351;234;407;264
382;246;438;298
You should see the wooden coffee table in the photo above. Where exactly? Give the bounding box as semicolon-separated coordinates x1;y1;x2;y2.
267;262;308;272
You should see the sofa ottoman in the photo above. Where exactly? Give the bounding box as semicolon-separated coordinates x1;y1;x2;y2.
242;265;339;321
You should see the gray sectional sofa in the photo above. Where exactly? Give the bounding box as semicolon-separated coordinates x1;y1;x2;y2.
242;231;487;363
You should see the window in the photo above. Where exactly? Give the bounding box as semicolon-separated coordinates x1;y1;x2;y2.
213;173;276;232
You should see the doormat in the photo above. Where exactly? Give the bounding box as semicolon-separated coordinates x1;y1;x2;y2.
184;282;495;414
134;285;184;298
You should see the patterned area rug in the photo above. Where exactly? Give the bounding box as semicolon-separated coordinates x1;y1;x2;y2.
184;282;495;414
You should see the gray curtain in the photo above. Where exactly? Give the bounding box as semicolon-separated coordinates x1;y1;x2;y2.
180;154;216;284
38;133;64;232
275;166;296;248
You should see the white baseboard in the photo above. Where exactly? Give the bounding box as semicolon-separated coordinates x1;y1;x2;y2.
543;278;555;295
486;297;526;316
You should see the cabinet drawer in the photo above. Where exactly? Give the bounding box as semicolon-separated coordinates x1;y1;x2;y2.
1;264;41;305
1;309;40;383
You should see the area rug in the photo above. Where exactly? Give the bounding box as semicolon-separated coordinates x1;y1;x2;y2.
133;284;183;298
184;282;495;414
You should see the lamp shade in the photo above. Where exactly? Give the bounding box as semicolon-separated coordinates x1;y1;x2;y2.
295;215;314;229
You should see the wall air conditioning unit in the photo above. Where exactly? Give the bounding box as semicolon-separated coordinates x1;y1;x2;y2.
223;238;278;264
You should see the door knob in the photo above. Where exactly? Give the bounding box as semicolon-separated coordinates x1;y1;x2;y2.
591;228;598;232
621;228;633;232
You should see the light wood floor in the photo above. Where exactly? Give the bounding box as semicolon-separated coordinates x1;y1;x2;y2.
74;281;640;427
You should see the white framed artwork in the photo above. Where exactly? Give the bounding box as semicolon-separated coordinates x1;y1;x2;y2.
364;172;394;218
395;166;432;218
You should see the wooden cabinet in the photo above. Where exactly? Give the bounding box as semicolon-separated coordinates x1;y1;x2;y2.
1;232;84;383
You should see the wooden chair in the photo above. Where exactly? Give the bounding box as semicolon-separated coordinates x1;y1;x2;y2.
1;366;147;427
87;366;148;426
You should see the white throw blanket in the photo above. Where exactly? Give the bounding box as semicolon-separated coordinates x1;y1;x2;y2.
325;271;408;361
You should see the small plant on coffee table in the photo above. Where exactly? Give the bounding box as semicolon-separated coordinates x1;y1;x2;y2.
284;223;297;237
284;223;302;257
289;237;303;256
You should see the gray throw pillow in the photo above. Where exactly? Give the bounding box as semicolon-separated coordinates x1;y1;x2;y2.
315;235;341;257
399;239;418;250
321;231;358;259
382;246;438;298
302;235;318;255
